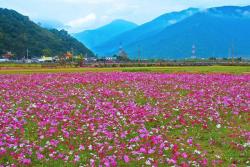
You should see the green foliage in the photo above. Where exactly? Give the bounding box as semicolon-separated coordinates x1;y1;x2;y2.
24;120;38;141
116;55;130;62
0;8;94;59
42;48;52;57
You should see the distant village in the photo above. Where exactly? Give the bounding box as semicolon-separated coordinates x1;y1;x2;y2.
0;45;249;66
0;46;130;64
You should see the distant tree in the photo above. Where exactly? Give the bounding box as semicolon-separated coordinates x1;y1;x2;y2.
235;57;242;61
209;57;216;61
117;52;130;62
117;47;130;62
65;51;73;60
42;48;52;57
75;54;84;66
58;54;66;66
0;32;3;40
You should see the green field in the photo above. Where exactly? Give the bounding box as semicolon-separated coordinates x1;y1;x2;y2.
0;66;249;74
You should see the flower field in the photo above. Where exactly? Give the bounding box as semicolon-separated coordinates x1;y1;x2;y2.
0;72;249;166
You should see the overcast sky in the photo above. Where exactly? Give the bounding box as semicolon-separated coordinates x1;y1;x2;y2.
1;0;250;32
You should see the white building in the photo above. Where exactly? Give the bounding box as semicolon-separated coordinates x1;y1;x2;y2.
38;56;53;62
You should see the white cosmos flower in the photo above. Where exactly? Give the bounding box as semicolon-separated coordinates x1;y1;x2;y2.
194;150;201;154
216;124;221;128
145;159;151;165
243;142;250;148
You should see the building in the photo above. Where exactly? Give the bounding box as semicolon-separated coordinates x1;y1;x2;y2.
0;59;9;62
117;45;129;61
2;51;14;59
38;56;53;62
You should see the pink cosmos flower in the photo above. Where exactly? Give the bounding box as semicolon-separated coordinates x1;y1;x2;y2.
0;147;6;155
50;139;59;147
148;149;155;154
0;72;249;166
79;144;85;151
36;152;44;160
139;147;147;153
90;159;95;167
187;138;193;145
167;158;177;164
74;155;80;162
21;158;31;165
201;158;208;166
123;155;130;163
182;152;188;159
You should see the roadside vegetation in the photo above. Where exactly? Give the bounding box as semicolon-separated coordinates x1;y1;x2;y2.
0;65;249;74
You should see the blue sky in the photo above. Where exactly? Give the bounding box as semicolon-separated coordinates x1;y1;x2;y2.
1;0;250;32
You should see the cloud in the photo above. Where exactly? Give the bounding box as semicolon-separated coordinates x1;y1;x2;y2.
100;15;109;22
242;11;250;16
67;13;97;31
59;0;116;5
168;20;177;25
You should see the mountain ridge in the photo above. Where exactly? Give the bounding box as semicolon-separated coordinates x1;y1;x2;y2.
74;19;138;50
124;6;250;59
93;8;200;55
93;6;250;59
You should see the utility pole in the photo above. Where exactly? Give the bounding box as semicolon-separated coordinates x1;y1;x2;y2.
26;48;29;60
71;48;74;65
231;43;234;64
71;48;74;57
138;46;140;64
191;44;196;59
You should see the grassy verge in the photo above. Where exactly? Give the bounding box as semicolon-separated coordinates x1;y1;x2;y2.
0;66;249;74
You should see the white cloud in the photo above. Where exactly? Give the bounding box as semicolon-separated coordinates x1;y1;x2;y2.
168;20;177;25
67;13;96;31
100;15;109;22
59;0;116;5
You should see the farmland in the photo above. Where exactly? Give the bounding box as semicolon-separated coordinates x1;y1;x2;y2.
0;68;249;166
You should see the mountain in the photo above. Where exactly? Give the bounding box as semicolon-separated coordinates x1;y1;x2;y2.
124;6;250;59
0;8;94;58
94;8;199;56
73;19;138;50
94;6;250;59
